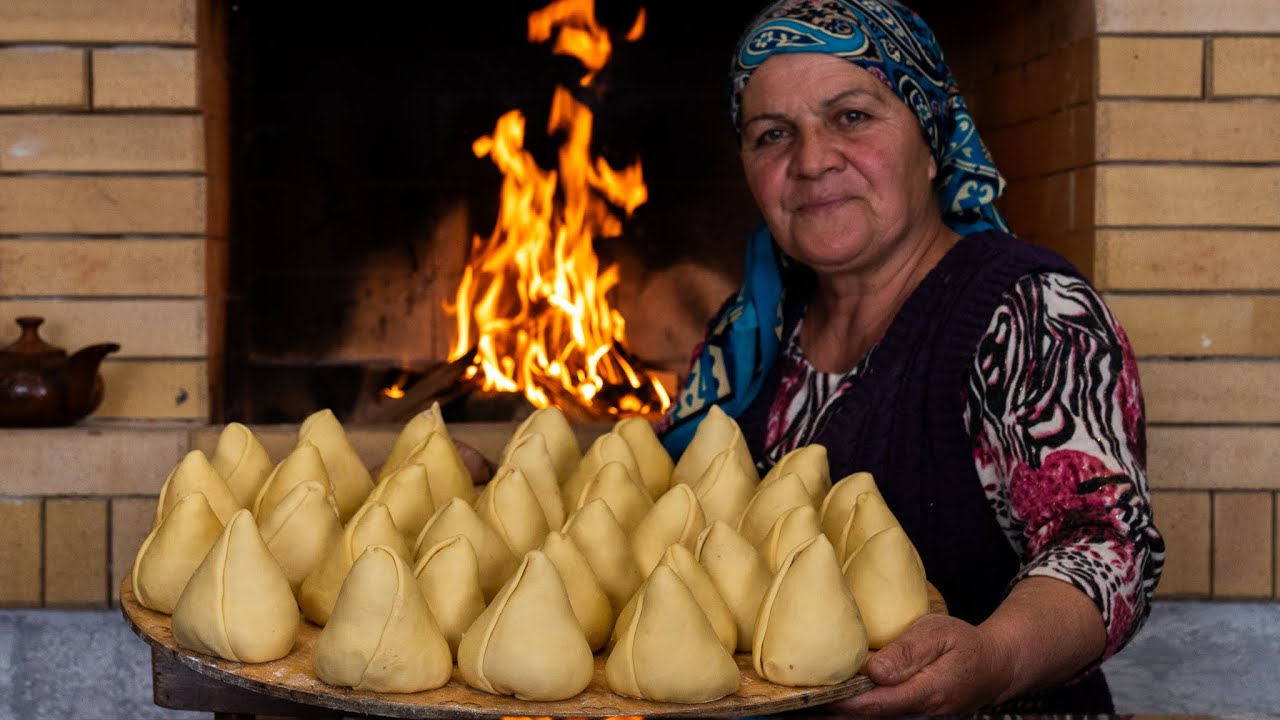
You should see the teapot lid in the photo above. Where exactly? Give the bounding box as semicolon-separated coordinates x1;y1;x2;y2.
3;317;66;359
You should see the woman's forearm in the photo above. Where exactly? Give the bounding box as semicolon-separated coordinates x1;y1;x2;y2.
981;575;1107;705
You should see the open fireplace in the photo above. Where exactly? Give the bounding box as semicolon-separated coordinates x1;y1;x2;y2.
221;1;769;424
216;0;1086;426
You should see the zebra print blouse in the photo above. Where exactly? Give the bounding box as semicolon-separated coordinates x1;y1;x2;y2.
761;271;1164;662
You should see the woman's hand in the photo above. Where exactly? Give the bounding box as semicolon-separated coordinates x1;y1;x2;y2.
829;576;1107;715
829;613;1015;715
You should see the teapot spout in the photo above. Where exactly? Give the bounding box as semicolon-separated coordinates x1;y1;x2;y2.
65;343;121;413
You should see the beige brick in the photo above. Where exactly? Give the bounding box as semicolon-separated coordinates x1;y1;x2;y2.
0;115;202;172
0;239;204;296
1214;38;1280;97
1142;360;1280;424
1148;427;1280;491
0;498;42;606
95;360;207;420
45;498;107;605
1151;491;1210;596
0;426;188;495
1097;100;1280;162
1096;166;1280;227
0;0;196;43
0;177;205;234
1097;0;1280;33
92;48;197;109
1107;294;1280;357
1099;37;1203;98
110;497;156;605
1212;491;1273;598
1097;230;1280;290
0;48;85;108
0;300;205;357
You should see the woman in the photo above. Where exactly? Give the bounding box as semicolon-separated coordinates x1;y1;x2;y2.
658;0;1164;714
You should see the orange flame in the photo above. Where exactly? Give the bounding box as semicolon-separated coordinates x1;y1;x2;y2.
447;1;668;420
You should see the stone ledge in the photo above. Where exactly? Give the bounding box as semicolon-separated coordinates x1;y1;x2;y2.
0;423;190;496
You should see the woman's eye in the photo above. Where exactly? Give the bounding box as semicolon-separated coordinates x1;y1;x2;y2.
837;110;867;127
753;127;786;147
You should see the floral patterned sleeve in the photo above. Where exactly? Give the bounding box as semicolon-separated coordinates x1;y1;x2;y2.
962;271;1165;662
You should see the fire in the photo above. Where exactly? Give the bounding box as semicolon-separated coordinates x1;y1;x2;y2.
447;0;669;420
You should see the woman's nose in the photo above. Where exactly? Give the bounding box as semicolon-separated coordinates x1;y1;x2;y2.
791;128;843;178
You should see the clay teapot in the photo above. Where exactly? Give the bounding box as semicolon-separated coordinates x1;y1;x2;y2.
0;317;120;427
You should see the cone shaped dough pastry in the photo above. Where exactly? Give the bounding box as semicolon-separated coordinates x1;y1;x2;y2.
562;432;644;514
613;543;735;654
399;431;477;507
211;422;274;509
253;443;335;522
298;501;411;626
671;404;759;488
413;497;516;601
154;450;241;528
631;483;706;576
296;409;374;523
457;550;594;702
412;535;485;655
614;416;673;500
574;460;653;533
737;471;814;547
758;504;823;574
819;471;879;547
837;490;902;562
694;520;771;652
364;463;435;546
753;534;867;686
313;544;452;693
171;509;300;663
257;480;344;594
843;525;930;649
502;406;581;482
760;443;832;504
378;402;446;482
132;492;223;614
475;466;550;558
540;530;613;651
605;565;740;703
499;432;565;529
562;498;642;614
692;447;758;528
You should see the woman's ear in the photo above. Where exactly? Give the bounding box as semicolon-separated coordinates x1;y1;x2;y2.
928;155;937;182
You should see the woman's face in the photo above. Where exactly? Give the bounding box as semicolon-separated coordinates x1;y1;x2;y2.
739;53;939;277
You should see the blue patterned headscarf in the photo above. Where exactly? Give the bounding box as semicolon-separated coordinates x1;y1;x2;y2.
660;0;1009;457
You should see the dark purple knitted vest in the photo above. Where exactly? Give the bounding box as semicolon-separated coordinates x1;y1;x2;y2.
737;230;1112;712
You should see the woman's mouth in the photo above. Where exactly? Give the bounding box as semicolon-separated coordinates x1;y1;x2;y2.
795;195;853;214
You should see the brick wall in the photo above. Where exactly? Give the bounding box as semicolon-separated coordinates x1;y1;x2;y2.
0;0;211;422
1091;0;1280;600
